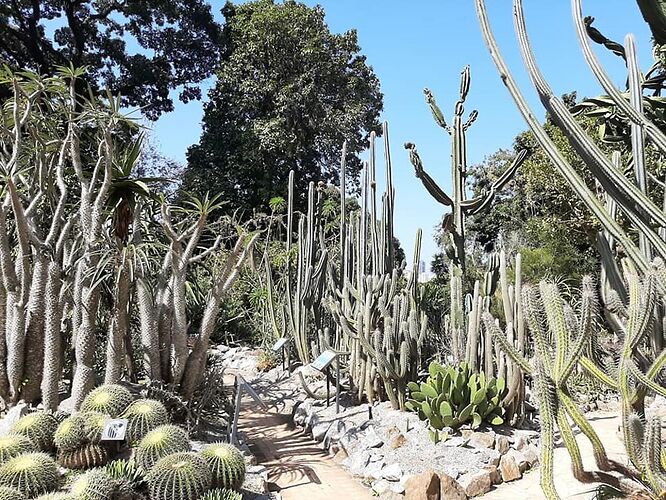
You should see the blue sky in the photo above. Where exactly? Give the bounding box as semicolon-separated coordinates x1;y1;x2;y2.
149;1;653;268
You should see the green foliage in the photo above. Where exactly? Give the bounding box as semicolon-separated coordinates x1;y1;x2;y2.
146;452;212;500
0;434;35;464
0;452;59;497
103;459;146;492
80;385;133;418
10;411;58;451
0;1;222;119
68;469;116;500
200;443;246;491
55;415;89;452
0;485;25;500
406;362;506;441
199;488;243;500
135;425;190;471
183;0;383;213
121;399;169;443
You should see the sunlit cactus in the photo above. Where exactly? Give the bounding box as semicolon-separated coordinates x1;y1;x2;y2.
146;452;212;500
200;443;246;491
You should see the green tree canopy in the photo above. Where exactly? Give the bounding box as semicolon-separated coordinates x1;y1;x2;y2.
182;0;383;214
0;0;221;119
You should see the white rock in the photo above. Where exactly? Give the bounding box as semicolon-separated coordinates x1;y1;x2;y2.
371;479;392;495
363;427;384;448
381;463;403;481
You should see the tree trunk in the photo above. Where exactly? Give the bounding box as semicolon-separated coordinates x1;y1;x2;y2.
136;278;161;379
105;261;130;384
41;261;63;411
21;256;48;402
170;267;188;385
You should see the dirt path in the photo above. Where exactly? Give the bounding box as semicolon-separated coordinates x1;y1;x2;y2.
233;371;373;500
485;412;627;499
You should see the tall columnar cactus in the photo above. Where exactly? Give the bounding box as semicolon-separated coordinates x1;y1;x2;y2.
325;124;428;410
484;266;666;499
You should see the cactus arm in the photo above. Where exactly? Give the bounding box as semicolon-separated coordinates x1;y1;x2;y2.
534;364;560;500
404;142;454;206
583;16;626;60
646;348;666;381
474;0;649;272
522;285;554;370
572;0;666;153
644;417;666;493
560;291;593;385
579;356;618;389
539;282;569;378
423;88;450;132
481;313;532;374
627;361;666;398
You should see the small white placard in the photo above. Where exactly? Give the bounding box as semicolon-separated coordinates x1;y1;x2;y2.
271;337;289;352
311;350;337;371
100;419;128;441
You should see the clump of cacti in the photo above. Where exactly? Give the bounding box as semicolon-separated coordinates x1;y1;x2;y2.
81;412;108;443
146;452;212;500
58;444;108;470
199;488;243;500
80;385;133;417
68;469;116;500
135;424;190;471
34;493;75;500
406;362;506;442
121;399;169;443
10;411;59;451
55;415;89;452
0;434;35;464
200;443;246;491
0;452;59;497
0;485;25;499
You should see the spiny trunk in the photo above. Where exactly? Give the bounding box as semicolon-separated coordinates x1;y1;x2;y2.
71;274;101;409
180;297;219;400
6;290;25;403
157;287;173;382
41;261;63;411
136;278;160;380
0;284;9;401
170;267;188;385
20;256;48;403
105;261;130;384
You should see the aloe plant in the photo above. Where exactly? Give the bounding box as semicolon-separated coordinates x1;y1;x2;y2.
406;362;506;442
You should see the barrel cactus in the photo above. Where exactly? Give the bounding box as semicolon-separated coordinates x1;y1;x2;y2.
146;452;212;500
68;469;116;500
0;434;35;464
81;412;108;443
80;385;133;417
10;411;59;451
55;414;88;452
200;443;246;491
121;399;169;443
199;488;243;500
406;362;507;442
0;452;59;497
34;493;76;500
58;443;108;469
0;485;25;500
135;425;190;471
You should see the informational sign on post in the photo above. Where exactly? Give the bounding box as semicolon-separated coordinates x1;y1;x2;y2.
271;337;288;352
311;349;337;371
100;419;128;442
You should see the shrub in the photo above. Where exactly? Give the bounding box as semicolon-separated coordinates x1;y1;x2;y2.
80;385;133;417
0;434;35;463
135;425;190;471
199;488;243;500
406;362;506;442
121;399;169;443
10;411;59;451
146;452;212;500
68;469;116;500
0;452;59;497
200;443;246;491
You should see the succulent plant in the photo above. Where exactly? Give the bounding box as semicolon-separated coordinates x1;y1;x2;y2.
81;412;108;443
10;411;59;451
135;425;190;471
200;443;246;491
0;434;35;463
199;488;243;500
121;399;169;443
58;443;109;469
103;459;145;491
80;385;133;418
68;469;116;500
34;494;76;500
0;452;59;497
146;452;212;500
55;414;89;452
406;362;506;442
0;485;25;500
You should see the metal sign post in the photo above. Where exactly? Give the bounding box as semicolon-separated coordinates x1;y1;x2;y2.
229;374;268;445
271;337;289;372
311;349;341;412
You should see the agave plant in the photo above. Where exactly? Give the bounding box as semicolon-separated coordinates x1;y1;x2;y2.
406;362;506;442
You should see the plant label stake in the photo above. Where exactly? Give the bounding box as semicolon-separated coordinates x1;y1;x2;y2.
100;418;128;455
311;349;338;410
271;337;290;372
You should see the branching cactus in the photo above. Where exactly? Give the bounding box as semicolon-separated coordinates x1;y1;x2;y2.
484;267;666;499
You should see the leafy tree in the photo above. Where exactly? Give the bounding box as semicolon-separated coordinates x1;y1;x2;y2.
0;0;221;118
182;0;383;213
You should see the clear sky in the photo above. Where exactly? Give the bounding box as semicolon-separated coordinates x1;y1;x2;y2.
149;1;653;268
